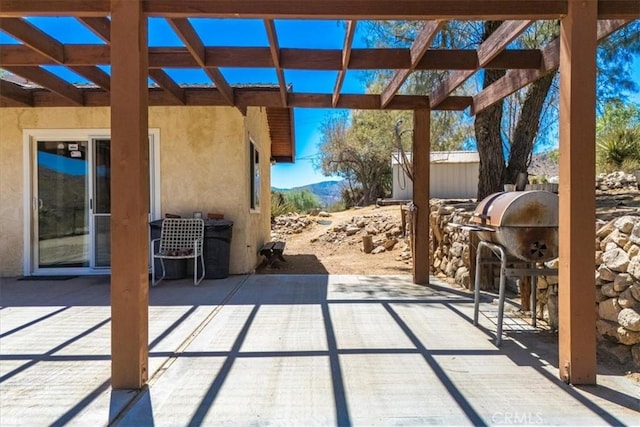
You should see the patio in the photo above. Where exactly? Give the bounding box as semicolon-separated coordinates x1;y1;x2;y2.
1;274;638;426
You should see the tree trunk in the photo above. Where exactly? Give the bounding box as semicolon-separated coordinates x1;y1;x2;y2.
505;73;556;184
474;21;507;200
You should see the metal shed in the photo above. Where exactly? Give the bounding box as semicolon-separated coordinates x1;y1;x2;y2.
392;151;480;200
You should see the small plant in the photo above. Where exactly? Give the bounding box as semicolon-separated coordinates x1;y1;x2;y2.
270;191;292;220
596;127;640;173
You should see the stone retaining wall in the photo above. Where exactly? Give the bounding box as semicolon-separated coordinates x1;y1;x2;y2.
428;171;640;366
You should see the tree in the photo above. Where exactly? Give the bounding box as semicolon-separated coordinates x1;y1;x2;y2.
317;110;404;205
366;19;639;199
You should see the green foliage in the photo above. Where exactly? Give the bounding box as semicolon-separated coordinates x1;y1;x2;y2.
270;191;292;219
597;128;640;173
548;149;559;164
327;200;347;213
316;110;398;205
284;189;321;213
596;100;640;173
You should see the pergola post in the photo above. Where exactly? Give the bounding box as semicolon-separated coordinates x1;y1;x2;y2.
110;0;150;389
558;0;597;385
412;109;430;284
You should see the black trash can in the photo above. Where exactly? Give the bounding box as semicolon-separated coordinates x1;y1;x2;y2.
201;219;233;279
149;219;187;280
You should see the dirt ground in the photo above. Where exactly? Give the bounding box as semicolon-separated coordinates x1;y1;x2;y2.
256;204;412;275
256;189;640;276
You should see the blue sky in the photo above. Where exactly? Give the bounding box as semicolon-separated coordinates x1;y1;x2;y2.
2;18;638;189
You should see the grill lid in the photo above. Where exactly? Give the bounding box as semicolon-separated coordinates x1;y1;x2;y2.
471;190;558;228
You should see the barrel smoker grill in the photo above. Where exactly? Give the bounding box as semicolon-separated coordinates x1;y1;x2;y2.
459;190;559;346
470;190;559;262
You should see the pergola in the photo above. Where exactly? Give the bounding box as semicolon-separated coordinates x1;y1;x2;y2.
1;0;638;389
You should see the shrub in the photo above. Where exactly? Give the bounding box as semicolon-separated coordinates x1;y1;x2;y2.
597;127;640;173
284;189;321;213
270;191;292;220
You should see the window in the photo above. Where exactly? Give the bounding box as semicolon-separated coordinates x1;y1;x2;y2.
250;141;260;210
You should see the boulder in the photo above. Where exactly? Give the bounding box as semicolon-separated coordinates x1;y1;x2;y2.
632;344;640;367
616;327;640;346
602;247;630;272
345;226;360;236
598;341;631;364
628;256;640;280
598;298;622;322
630;222;640;245
614;216;637;234
628;245;640;259
597;265;618;281
596;319;619;341
371;246;386;254
613;273;634;292
630;284;640;302
618;308;640;332
601;282;619;298
596;221;616;239
618;288;638;309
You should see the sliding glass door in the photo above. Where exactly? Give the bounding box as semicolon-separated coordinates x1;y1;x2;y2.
30;133;157;274
36;140;90;268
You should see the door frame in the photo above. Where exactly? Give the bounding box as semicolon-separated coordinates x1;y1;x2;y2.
22;128;161;276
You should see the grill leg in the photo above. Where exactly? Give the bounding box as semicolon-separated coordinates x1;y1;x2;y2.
531;272;537;328
495;248;508;346
473;242;485;326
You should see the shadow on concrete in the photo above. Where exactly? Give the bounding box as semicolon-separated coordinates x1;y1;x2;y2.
1;275;638;425
255;254;330;275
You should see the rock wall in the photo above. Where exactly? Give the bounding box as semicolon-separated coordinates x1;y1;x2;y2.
428;170;640;366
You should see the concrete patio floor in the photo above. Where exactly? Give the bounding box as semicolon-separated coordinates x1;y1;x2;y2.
1;274;638;426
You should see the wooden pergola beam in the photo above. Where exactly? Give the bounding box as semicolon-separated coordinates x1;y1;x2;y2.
148;68;185;104
429;20;531;108
1;87;470;110
332;20;356;107
0;44;546;70
69;65;111;91
264;19;288;107
0;79;34;106
78;17;111;43
3;66;84;105
412;108;430;284
557;0;597;386
380;20;443;108
471;19;630;115
0;0;637;19
0;17;65;63
110;0;149;390
167;17;234;105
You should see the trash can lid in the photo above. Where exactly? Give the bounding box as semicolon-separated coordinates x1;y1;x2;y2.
205;219;233;229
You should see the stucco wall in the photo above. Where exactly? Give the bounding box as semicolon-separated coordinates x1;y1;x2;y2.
0;106;272;276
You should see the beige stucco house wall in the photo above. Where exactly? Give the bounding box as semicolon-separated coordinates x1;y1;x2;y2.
0;105;272;277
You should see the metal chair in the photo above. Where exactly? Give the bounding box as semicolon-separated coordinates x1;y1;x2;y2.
151;218;205;286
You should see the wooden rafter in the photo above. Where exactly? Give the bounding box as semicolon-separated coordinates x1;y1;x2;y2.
0;79;33;106
167;17;234;105
0;0;638;19
148;68;185;104
264;19;288;107
1;44;546;71
78;17;111;42
332;20;356;107
380;20;443;108
429;20;532;108
471;19;631;115
3;66;84;105
0;17;65;63
8;85;472;111
69;65;111;90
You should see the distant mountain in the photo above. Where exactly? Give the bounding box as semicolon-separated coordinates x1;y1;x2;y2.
273;180;346;207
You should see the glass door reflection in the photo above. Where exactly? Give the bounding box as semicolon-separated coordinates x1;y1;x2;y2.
36;141;90;268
